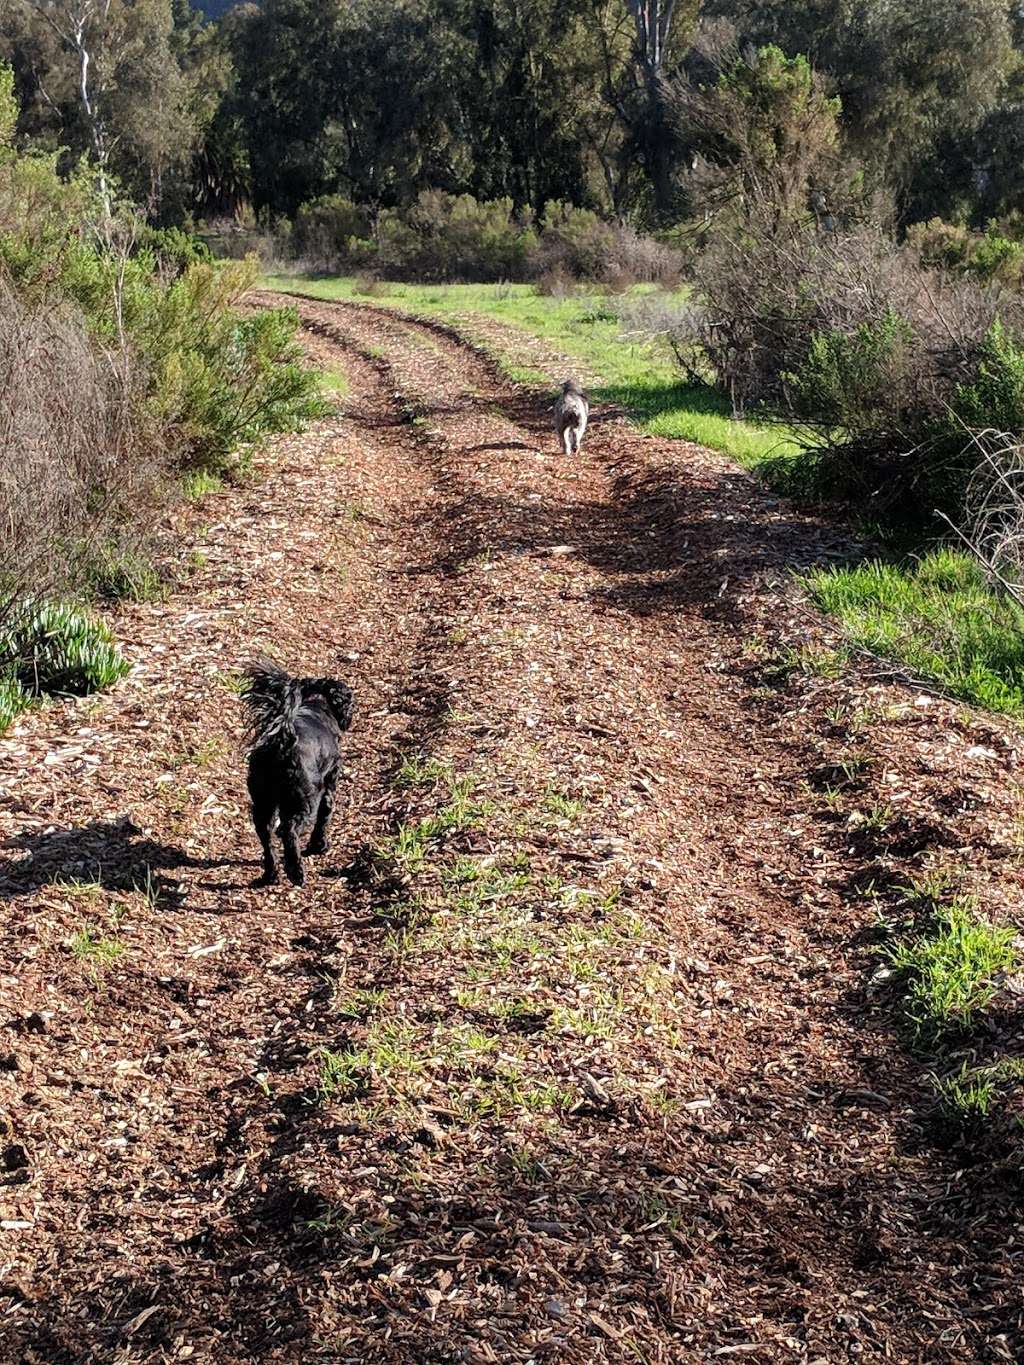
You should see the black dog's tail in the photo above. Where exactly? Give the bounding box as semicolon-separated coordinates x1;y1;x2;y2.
240;656;303;749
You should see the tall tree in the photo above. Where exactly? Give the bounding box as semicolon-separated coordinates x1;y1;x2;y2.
1;0;215;213
626;0;699;218
674;43;851;233
709;0;1016;219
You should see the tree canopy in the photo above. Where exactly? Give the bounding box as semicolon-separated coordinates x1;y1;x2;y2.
0;0;1021;232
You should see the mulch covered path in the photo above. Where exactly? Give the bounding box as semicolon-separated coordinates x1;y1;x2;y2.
2;294;1023;1363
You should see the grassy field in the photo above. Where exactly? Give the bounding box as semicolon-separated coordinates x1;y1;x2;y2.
262;275;796;467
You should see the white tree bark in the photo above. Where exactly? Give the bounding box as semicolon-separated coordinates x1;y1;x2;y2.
26;0;114;212
623;0;679;79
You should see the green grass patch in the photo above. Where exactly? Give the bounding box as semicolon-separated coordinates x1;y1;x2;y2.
70;926;125;974
261;274;794;467
541;785;587;824
884;894;1017;1040
82;541;165;603
933;1060;998;1124
318;364;349;395
290;771;686;1140
182;469;224;499
933;1057;1024;1126
393;752;456;788
808;548;1024;716
383;770;491;870
313;1046;370;1103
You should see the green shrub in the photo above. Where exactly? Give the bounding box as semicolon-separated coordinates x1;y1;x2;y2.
971;233;1024;286
282;189;681;287
0;65;325;490
3;602;130;697
908;218;974;272
908;217;1024;287
293;195;375;271
533;202;618;280
787;310;921;429
142;258;327;472
377;191;537;282
691;206;1024;523
953;320;1024;434
0;599;131;732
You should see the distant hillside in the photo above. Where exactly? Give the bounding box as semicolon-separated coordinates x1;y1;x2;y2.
194;0;245;17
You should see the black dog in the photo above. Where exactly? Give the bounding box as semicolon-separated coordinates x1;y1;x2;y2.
241;658;354;886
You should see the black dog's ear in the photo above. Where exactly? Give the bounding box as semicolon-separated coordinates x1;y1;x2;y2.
326;680;354;731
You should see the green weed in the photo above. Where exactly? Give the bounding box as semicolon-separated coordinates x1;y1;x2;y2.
933;1061;997;1123
853;802;894;834
70;926;125;974
314;1047;370;1103
83;543;164;603
182;469;224;499
782;643;846;678
334;987;388;1020
884;897;1018;1038
394;753;454;787
213;670;245;694
542;786;587;823
899;867;961;910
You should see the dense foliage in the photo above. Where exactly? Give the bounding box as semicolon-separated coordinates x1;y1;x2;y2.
3;0;1023;231
0;62;323;728
287;191;682;286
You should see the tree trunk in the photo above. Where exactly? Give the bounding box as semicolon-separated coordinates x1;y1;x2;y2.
623;0;681;220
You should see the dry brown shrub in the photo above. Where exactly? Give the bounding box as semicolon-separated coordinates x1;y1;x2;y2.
689;211;1024;415
0;273;165;624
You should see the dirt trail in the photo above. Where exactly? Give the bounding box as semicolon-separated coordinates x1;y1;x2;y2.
2;294;1023;1363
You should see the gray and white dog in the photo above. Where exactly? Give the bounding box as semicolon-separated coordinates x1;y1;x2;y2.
553;378;588;455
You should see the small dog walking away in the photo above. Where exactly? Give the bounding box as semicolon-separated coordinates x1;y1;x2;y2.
554;378;589;455
241;657;354;886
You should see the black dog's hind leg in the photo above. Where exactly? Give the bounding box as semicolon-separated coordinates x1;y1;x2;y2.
304;768;338;856
281;814;306;887
252;799;280;886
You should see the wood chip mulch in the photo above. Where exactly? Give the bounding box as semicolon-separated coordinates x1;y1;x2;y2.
1;293;1023;1364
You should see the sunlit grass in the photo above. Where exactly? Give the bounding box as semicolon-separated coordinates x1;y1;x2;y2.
884;894;1017;1039
318;364;349;394
70;925;125;975
808;548;1024;716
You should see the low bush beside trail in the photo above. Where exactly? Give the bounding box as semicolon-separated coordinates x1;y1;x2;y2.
284;190;684;289
679;215;1024;527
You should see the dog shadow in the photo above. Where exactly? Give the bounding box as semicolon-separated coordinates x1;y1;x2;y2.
0;816;227;909
465;440;537;454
